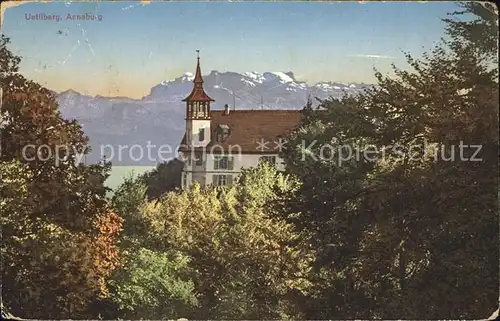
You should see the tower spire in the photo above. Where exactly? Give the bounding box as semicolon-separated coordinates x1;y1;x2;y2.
194;50;203;84
182;50;214;103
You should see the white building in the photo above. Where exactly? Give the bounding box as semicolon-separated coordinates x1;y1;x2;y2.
178;55;302;189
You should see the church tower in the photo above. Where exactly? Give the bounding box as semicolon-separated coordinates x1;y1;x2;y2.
182;51;214;148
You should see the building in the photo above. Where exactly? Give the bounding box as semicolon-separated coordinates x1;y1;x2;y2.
178;54;302;189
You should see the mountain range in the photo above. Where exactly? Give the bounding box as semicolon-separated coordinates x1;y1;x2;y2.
56;70;374;165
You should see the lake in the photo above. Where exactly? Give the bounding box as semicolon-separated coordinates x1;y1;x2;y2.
105;165;155;195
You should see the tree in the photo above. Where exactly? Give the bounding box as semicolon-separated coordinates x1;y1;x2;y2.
443;2;498;61
108;248;199;319
138;158;184;200
108;176;198;319
114;163;312;319
279;2;498;318
1;35;123;318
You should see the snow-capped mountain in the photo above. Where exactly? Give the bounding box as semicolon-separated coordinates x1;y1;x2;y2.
143;70;370;109
56;70;373;165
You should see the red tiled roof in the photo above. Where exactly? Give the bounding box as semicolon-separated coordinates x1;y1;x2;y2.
182;57;214;102
182;86;215;102
179;110;303;153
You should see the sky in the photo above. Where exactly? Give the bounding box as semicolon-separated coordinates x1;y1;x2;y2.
2;1;459;99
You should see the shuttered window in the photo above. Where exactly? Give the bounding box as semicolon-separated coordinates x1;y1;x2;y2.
212;174;233;186
214;156;220;169
182;173;187;188
214;156;234;170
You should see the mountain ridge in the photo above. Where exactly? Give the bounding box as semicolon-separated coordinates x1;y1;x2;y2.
57;70;371;101
55;70;374;165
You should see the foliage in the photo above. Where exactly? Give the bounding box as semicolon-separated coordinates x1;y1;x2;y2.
108;248;198;319
1;34;122;319
138;158;184;200
109;176;198;319
2;2;497;319
112;173;149;246
443;2;498;61
111;163;312;319
279;2;498;319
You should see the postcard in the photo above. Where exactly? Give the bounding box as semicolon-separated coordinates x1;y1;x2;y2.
1;1;498;320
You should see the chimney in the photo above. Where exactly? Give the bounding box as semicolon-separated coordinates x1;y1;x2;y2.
223;104;230;115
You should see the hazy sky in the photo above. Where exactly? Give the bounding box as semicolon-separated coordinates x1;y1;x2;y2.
2;1;458;98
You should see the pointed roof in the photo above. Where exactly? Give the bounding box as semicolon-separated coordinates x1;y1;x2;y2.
193;56;203;84
182;54;215;102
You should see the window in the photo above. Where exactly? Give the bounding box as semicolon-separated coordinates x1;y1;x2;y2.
214;156;234;170
199;128;205;141
212;174;233;186
194;152;203;166
259;156;276;166
182;172;188;188
194;102;206;118
215;124;230;142
220;157;228;169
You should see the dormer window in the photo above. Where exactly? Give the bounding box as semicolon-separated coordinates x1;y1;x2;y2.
215;124;230;143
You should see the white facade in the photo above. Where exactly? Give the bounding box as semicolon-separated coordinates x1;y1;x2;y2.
178;56;294;189
185;119;211;148
181;151;285;189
